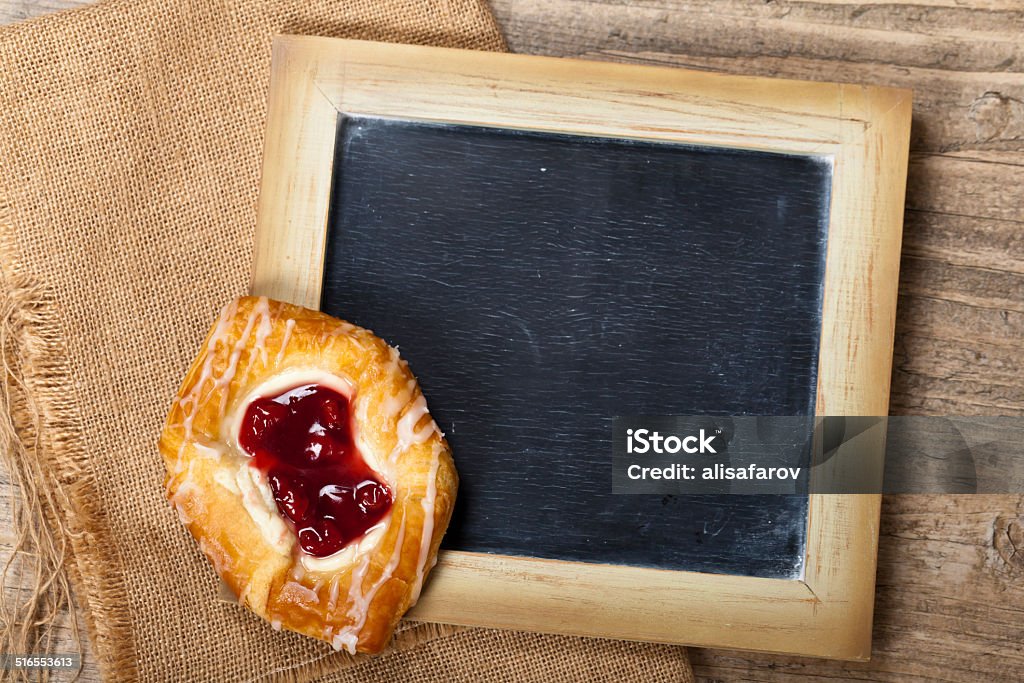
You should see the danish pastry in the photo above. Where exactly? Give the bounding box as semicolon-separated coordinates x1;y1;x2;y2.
159;296;456;654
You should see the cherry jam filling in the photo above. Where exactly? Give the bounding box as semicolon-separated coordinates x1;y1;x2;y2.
237;383;392;558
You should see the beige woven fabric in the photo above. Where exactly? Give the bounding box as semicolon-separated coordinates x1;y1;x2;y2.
318;629;694;682
0;0;695;680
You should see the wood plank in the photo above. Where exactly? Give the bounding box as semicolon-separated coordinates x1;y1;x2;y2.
490;0;1024;72
691;496;1024;682
0;0;88;24
577;54;1024;157
0;469;100;682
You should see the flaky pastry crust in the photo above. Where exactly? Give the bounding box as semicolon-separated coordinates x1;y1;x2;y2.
158;296;457;654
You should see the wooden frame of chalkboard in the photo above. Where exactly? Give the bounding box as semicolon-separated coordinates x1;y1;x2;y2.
251;36;911;660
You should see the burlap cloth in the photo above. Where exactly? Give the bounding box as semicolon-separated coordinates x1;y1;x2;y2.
0;0;695;680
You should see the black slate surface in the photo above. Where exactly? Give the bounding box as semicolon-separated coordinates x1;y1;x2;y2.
321;115;831;579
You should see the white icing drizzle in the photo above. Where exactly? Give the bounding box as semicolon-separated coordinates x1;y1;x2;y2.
193;443;226;461
379;347;414;431
381;346;441;463
332;514;408;654
250;297;275;369
173;299;239;471
287;582;320;604
331;632;356;654
409;442;441;603
347;552;373;610
171;300;449;649
381;380;413;433
173;457;203;498
327;576;341;613
395;393;436;456
171;452;211;521
171;297;272;479
324;320;358;346
216;300;268;419
198;537;231;577
327;322;366;355
357;344;445;610
272;319;296;367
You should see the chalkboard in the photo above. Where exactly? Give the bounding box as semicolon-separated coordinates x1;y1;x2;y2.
255;37;910;657
321;115;831;580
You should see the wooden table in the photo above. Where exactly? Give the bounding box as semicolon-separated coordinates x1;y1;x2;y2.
2;0;1023;680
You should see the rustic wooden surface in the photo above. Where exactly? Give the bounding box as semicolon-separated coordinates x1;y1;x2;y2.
2;0;1023;681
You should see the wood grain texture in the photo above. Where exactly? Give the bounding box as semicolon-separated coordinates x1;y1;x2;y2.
0;470;98;683
0;0;87;24
0;0;1021;680
249;36;339;307
483;0;1024;680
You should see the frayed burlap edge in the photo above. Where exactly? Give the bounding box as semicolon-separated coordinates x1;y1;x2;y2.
0;190;470;683
0;283;82;682
0;0;496;674
0;197;130;679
